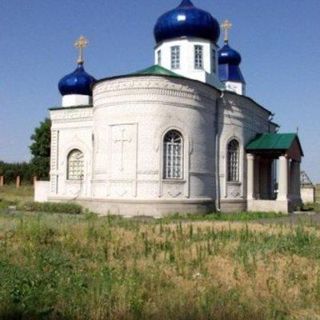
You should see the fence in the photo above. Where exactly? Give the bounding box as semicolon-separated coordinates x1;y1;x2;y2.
0;176;38;188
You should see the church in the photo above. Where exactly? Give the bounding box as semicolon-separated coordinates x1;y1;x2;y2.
35;0;303;216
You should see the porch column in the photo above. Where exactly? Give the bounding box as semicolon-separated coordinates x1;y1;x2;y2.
247;153;255;200
254;156;260;199
278;155;288;200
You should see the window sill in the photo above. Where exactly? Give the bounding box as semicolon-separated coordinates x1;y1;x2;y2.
227;181;241;186
162;179;186;184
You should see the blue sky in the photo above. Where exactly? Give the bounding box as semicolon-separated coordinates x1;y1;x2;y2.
1;0;319;182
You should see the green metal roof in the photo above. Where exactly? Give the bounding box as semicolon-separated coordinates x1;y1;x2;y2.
246;133;302;152
131;65;184;78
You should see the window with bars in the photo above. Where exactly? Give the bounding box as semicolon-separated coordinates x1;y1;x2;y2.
157;50;161;65
227;140;239;182
212;49;216;73
171;46;180;69
163;130;183;179
67;149;84;180
194;45;203;69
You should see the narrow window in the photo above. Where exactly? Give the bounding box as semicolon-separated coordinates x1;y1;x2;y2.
67;149;84;180
171;46;180;69
164;130;183;179
212;49;216;73
227;140;239;182
194;45;203;69
157;50;161;65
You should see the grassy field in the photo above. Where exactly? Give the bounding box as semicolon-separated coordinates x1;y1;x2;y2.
0;185;33;207
0;186;320;319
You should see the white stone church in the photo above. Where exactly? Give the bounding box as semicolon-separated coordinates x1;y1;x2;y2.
35;0;303;216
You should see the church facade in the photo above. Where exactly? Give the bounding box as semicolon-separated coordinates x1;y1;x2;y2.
36;0;303;216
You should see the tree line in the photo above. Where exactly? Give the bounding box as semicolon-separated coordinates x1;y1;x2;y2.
0;118;51;184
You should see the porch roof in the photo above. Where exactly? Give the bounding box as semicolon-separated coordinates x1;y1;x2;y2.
246;133;304;157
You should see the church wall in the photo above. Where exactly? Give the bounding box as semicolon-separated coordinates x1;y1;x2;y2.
49;107;93;200
91;75;219;211
47;77;279;215
218;92;273;211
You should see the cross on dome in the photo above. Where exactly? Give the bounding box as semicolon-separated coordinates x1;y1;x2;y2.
221;19;232;43
74;35;88;64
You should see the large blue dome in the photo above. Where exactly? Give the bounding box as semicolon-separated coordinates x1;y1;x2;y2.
154;0;220;44
58;62;96;96
219;44;242;65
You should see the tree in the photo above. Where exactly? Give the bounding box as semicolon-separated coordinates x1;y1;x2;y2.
29;118;51;179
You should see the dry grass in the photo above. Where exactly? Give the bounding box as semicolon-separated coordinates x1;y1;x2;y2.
0;212;320;319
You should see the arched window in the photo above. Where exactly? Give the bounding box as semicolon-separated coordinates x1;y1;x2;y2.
67;149;84;180
163;130;183;179
227;140;239;182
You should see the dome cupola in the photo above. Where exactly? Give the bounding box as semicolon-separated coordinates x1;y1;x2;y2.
218;20;246;94
58;36;96;107
58;62;95;96
154;0;220;44
218;43;244;83
219;44;242;66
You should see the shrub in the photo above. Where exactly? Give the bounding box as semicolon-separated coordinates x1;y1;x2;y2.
22;202;82;214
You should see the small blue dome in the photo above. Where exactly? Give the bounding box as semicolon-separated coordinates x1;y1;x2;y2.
218;43;245;83
218;44;242;65
154;0;220;44
58;62;96;96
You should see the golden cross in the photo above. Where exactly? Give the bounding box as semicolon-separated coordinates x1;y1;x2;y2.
74;35;88;64
221;19;232;43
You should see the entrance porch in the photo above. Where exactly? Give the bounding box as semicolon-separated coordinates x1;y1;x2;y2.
246;133;303;213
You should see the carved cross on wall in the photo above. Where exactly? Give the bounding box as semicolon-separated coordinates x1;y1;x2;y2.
114;128;132;171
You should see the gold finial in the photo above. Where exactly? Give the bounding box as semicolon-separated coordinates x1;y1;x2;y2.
74;35;88;64
221;19;232;43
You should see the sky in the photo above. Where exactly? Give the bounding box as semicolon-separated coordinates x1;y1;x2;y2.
0;0;319;182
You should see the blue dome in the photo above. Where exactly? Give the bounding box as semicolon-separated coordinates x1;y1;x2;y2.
218;44;242;65
154;0;220;44
58;62;96;96
218;43;245;83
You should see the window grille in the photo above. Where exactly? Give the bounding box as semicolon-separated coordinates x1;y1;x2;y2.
157;50;161;65
171;46;180;69
194;45;203;69
163;130;183;179
67;149;84;180
212;49;216;73
227;140;239;182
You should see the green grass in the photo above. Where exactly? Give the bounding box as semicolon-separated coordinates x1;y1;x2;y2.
0;185;33;208
303;202;320;213
161;211;284;223
0;212;320;319
22;201;83;214
0;185;82;214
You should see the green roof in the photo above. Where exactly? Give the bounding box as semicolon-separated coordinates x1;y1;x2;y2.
131;65;184;78
246;133;302;152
